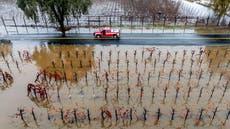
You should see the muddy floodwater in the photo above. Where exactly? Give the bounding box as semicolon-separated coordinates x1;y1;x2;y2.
0;41;230;129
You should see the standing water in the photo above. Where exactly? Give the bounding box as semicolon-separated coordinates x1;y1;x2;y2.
0;40;229;129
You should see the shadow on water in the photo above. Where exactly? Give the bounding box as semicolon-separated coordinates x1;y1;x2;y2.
198;34;230;45
47;38;120;46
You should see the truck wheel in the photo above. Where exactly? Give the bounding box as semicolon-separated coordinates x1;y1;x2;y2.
113;35;119;39
96;35;101;38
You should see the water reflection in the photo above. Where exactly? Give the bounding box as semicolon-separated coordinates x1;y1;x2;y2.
0;42;12;59
0;43;13;90
32;43;95;81
204;46;230;80
25;43;95;109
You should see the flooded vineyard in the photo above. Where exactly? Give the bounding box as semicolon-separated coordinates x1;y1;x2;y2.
0;41;230;129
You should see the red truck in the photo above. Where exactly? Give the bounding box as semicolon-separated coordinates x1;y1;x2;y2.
93;27;120;39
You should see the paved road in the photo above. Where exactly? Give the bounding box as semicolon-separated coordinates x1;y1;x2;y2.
3;33;230;45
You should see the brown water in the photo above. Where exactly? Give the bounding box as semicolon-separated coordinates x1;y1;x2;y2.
0;42;229;129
